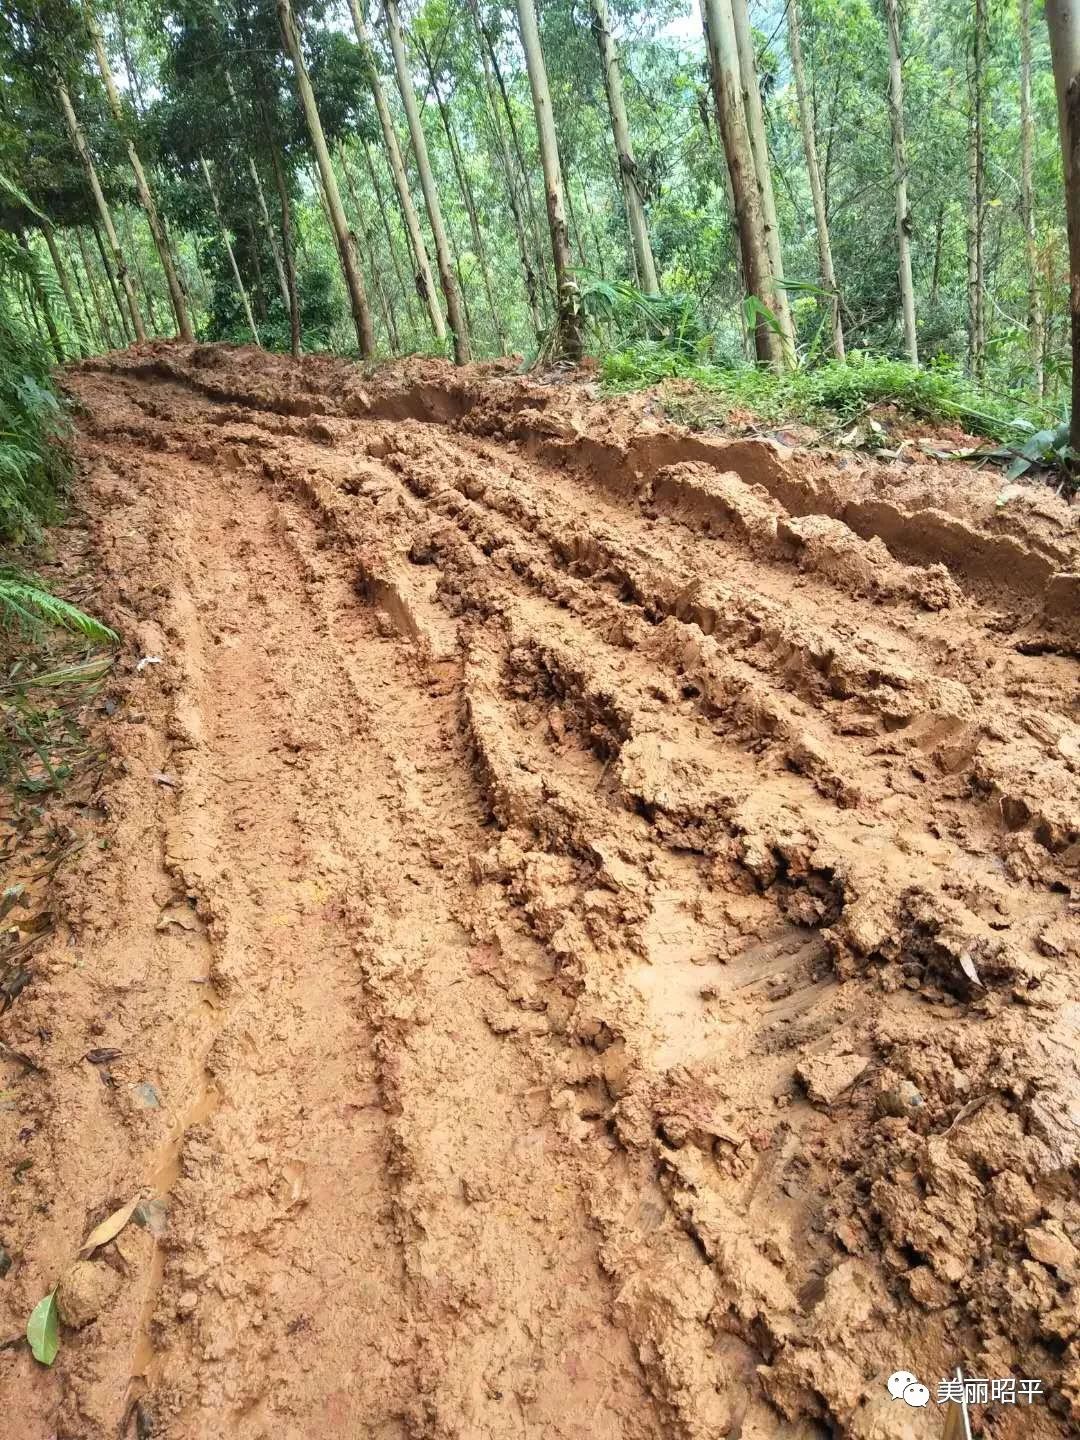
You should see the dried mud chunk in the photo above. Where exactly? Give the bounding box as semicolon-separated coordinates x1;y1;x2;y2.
1025;1224;1079;1275
795;1049;869;1107
760;1344;867;1425
57;1259;122;1329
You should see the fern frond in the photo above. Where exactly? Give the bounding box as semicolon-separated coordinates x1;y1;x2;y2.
0;569;117;644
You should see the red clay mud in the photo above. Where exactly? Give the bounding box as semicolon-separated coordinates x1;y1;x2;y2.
1;342;1078;1439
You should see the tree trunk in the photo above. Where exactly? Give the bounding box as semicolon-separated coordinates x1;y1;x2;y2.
589;0;658;294
415;30;507;353
929;203;945;309
18;232;64;363
224;69;292;322
278;0;375;359
120;207;162;335
473;1;550;312
966;0;987;379
467;0;543;339
339;144;401;353
267;132;302;358
702;0;783;368
40;218;89;357
57;81;145;342
199;156;260;346
730;0;795;360
92;215;135;343
363;140;423;339
1021;0;1044;396
348;0;445;344
884;0;918;364
1046;0;1080;449
516;0;583;359
788;0;843;358
87;8;193;341
76;225;116;349
381;0;470;362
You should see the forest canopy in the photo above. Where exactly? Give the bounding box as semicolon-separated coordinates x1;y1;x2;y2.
0;0;1077;440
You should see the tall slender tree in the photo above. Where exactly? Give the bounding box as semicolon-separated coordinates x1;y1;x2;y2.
347;0;445;344
1020;0;1043;395
588;0;658;295
277;0;374;358
788;0;844;359
85;3;193;340
381;0;470;361
1046;0;1080;448
702;0;783;368
730;0;795;361
56;80;145;342
516;0;581;358
884;0;918;364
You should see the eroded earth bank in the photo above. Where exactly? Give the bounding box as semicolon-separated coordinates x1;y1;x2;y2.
1;343;1079;1439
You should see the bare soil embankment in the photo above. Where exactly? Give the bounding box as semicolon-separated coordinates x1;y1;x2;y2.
1;341;1078;1440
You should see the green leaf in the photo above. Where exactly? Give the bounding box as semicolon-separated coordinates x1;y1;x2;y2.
26;1288;59;1365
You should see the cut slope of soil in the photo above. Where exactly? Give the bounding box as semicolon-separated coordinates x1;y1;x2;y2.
0;342;1077;1440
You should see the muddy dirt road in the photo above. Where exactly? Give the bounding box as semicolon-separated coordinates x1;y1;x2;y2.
1;344;1078;1439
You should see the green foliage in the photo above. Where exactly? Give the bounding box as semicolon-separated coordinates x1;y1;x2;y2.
602;347;1052;444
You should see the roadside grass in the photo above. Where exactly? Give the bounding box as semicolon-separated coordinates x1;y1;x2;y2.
599;348;1057;446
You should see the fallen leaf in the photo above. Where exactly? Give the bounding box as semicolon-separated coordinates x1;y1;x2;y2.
958;952;984;988
78;1196;141;1259
26;1289;59;1365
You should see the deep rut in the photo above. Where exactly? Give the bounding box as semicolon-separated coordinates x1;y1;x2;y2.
0;344;1077;1440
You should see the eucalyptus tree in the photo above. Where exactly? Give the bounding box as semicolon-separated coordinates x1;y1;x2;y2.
1046;0;1080;448
515;0;581;357
381;0;470;360
278;0;375;356
787;0;843;359
85;1;194;339
884;0;917;364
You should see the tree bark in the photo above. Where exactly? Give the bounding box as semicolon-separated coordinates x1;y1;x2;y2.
467;0;543;339
120;207;162;335
588;0;658;294
884;0;918;364
788;0;843;358
348;0;445;344
381;0;470;361
362;139;422;339
1021;0;1044;396
730;0;795;360
87;7;193;341
267;132;301;358
278;0;375;359
1046;0;1080;448
199;154;261;346
473;1;550;312
966;0;987;378
40;218;90;357
516;0;583;359
75;225;116;349
92;215;134;344
224;69;292;322
57;81;145;343
415;30;507;352
339;144;401;352
702;0;783;368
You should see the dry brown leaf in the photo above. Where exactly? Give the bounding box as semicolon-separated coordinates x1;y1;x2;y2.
78;1196;141;1259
